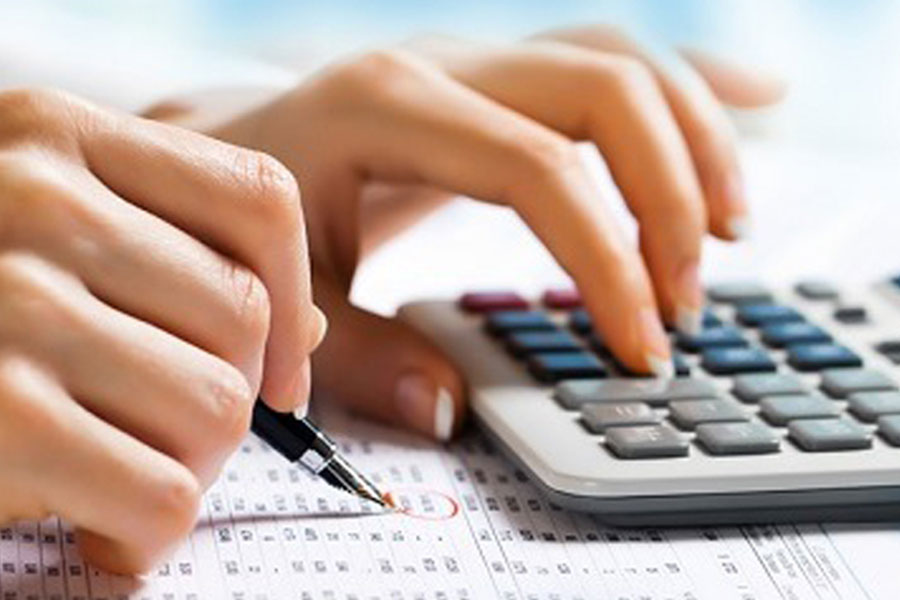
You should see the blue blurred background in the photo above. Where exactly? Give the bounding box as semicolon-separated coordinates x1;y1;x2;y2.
1;0;898;150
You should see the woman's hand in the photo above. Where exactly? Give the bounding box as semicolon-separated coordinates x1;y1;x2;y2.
0;89;325;573
209;25;784;441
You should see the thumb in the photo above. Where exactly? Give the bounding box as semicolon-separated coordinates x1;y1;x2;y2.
679;47;788;108
312;286;466;441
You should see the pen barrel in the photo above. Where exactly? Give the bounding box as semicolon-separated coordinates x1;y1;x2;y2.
251;401;336;472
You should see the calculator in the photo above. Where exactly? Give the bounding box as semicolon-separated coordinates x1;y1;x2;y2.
399;278;900;525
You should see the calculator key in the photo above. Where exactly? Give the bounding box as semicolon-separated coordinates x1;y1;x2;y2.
789;419;872;451
874;340;900;364
669;399;748;429
527;352;607;383
820;368;896;398
672;352;691;377
555;378;718;409
676;325;747;353
485;310;556;335
701;347;776;375
696;422;781;455
606;350;691;378
833;304;868;324
605;425;689;459
848;391;900;422
795;280;839;300
877;415;900;445
701;309;723;328
568;309;593;335
787;344;862;372
505;331;582;358
759;394;840;426
460;291;528;312
542;288;581;309
760;322;831;348
735;304;804;327
707;282;773;305
732;373;808;402
580;403;660;433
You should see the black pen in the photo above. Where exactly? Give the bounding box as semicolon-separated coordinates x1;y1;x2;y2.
251;400;393;509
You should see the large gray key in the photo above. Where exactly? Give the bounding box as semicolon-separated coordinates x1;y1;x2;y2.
732;373;808;402
820;369;896;398
668;399;748;429
789;418;872;451
555;378;717;410
878;415;900;445
848;391;900;422
759;394;840;426
581;403;660;433
707;282;773;305
605;425;689;459
696;422;781;455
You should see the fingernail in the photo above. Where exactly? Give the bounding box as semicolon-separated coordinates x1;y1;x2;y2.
309;305;329;350
727;213;751;240
675;261;703;336
293;403;309;419
638;308;672;378
394;372;454;441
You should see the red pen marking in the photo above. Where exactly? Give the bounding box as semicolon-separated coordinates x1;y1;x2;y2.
383;487;460;521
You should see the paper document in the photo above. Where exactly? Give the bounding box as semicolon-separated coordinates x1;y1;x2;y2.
1;409;897;599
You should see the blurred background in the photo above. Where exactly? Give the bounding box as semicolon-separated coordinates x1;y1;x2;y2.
1;0;898;311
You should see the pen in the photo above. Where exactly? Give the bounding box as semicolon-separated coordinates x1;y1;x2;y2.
250;400;393;509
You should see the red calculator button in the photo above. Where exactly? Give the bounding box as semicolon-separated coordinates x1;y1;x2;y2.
542;288;581;309
459;291;529;313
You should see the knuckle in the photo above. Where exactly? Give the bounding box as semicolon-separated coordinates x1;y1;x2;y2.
0;252;85;335
205;364;254;447
0;88;80;144
224;261;271;348
234;150;300;226
150;465;202;538
603;55;658;99
333;49;423;98
516;135;582;186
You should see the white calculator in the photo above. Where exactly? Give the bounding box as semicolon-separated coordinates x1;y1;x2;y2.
400;278;900;525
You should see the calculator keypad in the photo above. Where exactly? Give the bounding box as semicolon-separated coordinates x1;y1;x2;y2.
463;282;897;460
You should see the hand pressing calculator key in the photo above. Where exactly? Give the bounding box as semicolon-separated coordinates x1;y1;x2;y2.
400;278;900;524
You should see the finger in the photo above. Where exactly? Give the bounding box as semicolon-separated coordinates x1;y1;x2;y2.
312;275;465;441
9;159;272;390
0;251;253;484
73;105;324;411
359;182;454;257
532;25;753;240
678;47;787;108
408;39;705;334
0;356;201;574
295;50;669;373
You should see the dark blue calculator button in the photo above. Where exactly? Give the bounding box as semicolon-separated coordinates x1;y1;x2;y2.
735;304;804;327
701;309;722;328
485;310;556;335
701;347;777;375
527;352;607;383
676;325;747;353
787;344;863;371
506;331;581;358
760;322;832;348
568;309;593;335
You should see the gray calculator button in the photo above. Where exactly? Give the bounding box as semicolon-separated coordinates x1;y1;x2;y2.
581;403;660;433
669;399;748;429
759;394;839;426
732;373;808;402
696;422;780;455
605;425;689;459
877;415;900;446
820;369;896;398
848;391;900;422
707;282;773;305
789;418;872;451
555;378;717;410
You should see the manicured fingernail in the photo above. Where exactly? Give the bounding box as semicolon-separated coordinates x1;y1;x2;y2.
293;403;309;419
434;388;454;442
394;372;454;441
638;308;671;373
646;353;675;379
309;305;329;350
727;214;751;240
675;261;703;336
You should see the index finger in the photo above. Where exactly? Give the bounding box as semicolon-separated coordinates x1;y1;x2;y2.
73;102;324;411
